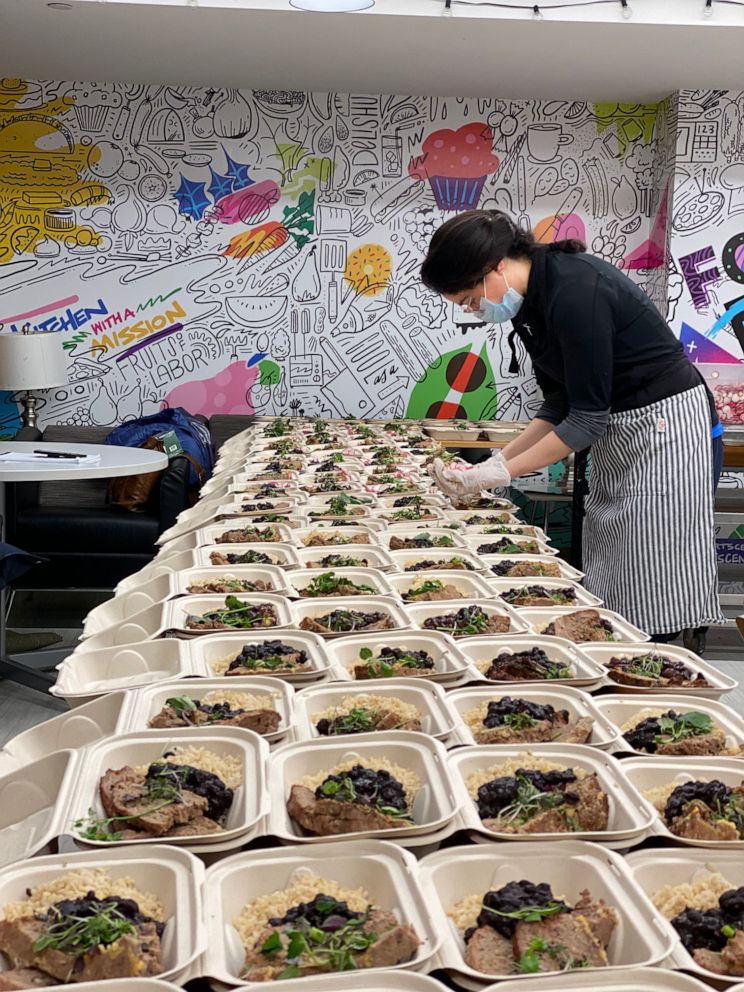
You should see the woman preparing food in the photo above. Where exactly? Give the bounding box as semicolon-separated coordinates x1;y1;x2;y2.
421;209;724;643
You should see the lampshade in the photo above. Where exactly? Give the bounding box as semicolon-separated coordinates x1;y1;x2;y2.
290;0;374;10
0;331;68;390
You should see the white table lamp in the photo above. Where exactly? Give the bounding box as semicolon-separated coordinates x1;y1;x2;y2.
0;329;68;428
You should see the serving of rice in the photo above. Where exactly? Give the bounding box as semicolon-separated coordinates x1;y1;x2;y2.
311;694;420;726
643;781;680;812
620;708;667;733
211;651;305;677
462;699;505;733
296;757;422;801
448;893;486;935
200;689;279;711
652;872;735;918
1;869;164;923
136;744;243;789
233;874;370;953
464;754;585;798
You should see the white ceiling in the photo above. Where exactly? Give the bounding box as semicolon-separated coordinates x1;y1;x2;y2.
2;0;744;100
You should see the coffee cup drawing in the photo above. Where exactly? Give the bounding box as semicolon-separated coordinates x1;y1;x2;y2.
527;123;574;163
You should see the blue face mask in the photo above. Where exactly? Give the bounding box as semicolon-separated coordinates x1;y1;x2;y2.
477;274;523;324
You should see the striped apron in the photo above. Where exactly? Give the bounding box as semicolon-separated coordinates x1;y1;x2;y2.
582;384;725;635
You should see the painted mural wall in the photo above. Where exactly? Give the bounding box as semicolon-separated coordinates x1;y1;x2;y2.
667;88;744;432
0;79;674;438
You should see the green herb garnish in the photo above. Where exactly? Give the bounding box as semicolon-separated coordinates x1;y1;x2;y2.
654;711;713;746
404;579;445;599
32;901;137;954
304;571;375;597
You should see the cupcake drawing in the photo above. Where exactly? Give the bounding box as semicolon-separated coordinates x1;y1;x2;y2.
408;123;500;211
64;84;122;133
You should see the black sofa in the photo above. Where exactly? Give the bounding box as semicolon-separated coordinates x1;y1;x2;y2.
7;425;193;588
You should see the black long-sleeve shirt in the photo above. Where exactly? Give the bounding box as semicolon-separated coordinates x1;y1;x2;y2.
511;246;717;450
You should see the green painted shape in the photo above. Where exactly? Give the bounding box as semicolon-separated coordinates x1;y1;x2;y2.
405;344;497;420
257;359;281;387
592;102;659;158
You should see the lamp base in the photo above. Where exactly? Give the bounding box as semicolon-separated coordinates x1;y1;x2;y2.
20;391;39;429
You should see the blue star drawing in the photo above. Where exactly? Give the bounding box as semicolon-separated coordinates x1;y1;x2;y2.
222;148;255;190
174;174;211;220
208;167;235;201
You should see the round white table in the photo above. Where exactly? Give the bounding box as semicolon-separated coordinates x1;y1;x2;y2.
0;441;168;691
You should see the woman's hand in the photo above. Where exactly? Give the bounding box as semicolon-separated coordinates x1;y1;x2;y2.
429;453;512;499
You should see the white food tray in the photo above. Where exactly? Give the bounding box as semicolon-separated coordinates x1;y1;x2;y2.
593;693;744;757
404;599;530;637
480;552;585;581
447;743;655;847
463;533;559;556
419;840;674;982
487;577;603;609
388;547;487;573
291;526;383;548
326;630;472;686
187;630;332;683
114;550;197;595
291;595;413;638
622;755;744;848
203;840;441;986
53;640;194;704
626;848;744;985
286;567;397;599
382;526;468;549
519;606;650;643
454;634;607;689
234;971;446;992
387;570;497;603
440;508;522;525
268;731;459;843
580;641;739;698
294;545;396;571
489;966;713;992
119;677;295;744
293;678;457;743
194;543;302;569
0;846;205;985
194;521;296;547
446;683;619;749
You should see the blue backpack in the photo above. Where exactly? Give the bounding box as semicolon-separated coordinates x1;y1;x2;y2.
104;408;215;487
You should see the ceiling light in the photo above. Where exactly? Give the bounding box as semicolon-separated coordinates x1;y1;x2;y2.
290;0;374;10
47;2;73;8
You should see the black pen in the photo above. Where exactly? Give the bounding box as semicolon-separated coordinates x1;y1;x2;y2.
33;449;82;459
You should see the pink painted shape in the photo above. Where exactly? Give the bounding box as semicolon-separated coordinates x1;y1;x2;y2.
214;179;281;225
554;212;586;243
2;294;80;323
161;361;258;416
623;185;669;270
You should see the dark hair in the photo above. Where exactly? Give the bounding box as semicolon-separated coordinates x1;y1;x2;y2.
420;209;586;295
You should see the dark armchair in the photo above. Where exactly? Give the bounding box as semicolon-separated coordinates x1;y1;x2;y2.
6;425;193;588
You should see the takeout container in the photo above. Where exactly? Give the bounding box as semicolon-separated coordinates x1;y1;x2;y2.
28;982;190;992
519;606;651;643
382;525;467;549
440;508;522;525
294;544;396;571
118;677;295;745
487;577;603;609
195;521;296;546
194;542;302;569
447;743;655;849
463;533;559;556
0;691;127;770
461;523;548;542
0;845;205;985
480;552;585;581
157;499;306;544
375;493;449;510
293;678;458;743
446;683;619;749
82;566;292;638
594;693;744;757
114;550;197;595
418;840;674;983
285;567;397;599
388;547;487;573
267;732;460;845
202;840;441;986
53;640;193;705
403;599;530;637
490;966;714;992
621;755;744;848
626;848;744;986
387;570;497;604
291;525;383;548
235;972;446;992
187;630;332;684
64;728;269;852
581;641;739;698
326;629;472;686
454;634;607;689
290;595;412;638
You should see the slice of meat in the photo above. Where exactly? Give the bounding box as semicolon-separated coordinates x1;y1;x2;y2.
0;967;56;990
573;775;610;831
508;561;561;578
99;766;208;836
0;918;162;983
464;927;515;975
300;615;394;634
657;730;727;756
554;716;594;744
356;910;420;968
721;929;744;976
403;584;463;602
572;891;618;946
669;800;741;841
352;663;431;680
374;709;422;731
512;914;608;971
694;948;727;973
209;552;231;564
507;808;569;834
166;815;222;837
543;610;614;643
474;718;556;745
287;784;408;835
149;705;280;734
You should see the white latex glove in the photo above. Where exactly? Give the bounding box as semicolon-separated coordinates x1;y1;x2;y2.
429;453;511;499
